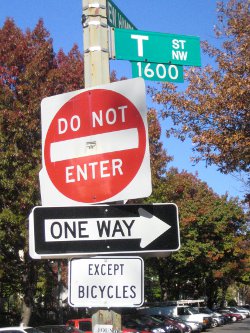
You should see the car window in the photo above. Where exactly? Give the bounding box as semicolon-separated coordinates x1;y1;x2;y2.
188;307;199;314
79;323;92;331
177;308;186;315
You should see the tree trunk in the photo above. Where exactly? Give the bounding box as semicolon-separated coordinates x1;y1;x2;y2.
220;284;228;308
20;257;38;325
21;300;31;326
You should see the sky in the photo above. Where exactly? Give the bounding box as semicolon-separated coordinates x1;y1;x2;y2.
0;0;247;200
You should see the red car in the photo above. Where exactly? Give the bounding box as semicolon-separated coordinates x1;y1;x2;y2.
67;319;92;333
66;318;140;333
217;309;243;322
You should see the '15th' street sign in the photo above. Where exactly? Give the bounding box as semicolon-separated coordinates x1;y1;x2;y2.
107;0;136;30
112;28;201;67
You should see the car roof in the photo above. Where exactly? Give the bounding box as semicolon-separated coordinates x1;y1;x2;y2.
68;318;92;321
36;326;84;333
0;328;31;331
0;328;43;332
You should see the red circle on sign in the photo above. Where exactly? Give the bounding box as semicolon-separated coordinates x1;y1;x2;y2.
44;89;146;203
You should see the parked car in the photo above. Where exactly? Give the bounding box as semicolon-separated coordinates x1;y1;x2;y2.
194;307;224;327
66;319;92;333
150;314;192;333
217;309;243;322
122;314;179;333
36;325;84;333
66;317;141;333
215;312;231;325
135;315;182;333
225;307;246;319
0;328;43;333
227;306;250;318
238;306;250;316
138;306;212;331
167;317;202;333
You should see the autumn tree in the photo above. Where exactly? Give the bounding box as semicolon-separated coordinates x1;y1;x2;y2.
153;0;250;177
1;12;248;324
146;0;250;306
129;109;248;306
145;168;249;307
146;108;173;202
0;18;84;325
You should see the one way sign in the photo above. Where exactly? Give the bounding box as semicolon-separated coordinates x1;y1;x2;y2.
29;204;180;259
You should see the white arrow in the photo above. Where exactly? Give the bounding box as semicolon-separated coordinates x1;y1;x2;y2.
44;208;171;248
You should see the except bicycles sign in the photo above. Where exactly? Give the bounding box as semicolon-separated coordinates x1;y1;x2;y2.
68;257;144;308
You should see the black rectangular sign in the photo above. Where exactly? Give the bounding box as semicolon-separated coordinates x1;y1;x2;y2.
29;203;180;258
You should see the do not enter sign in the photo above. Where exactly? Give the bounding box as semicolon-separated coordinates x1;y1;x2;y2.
39;78;151;206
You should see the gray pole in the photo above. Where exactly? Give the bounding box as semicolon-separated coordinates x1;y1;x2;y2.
82;1;121;332
82;0;110;87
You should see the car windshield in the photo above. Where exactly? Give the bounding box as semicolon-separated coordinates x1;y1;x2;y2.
187;307;199;314
201;308;213;314
230;307;242;312
140;316;163;325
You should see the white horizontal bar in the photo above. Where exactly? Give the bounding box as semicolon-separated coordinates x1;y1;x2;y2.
83;3;106;9
50;128;138;162
88;20;101;26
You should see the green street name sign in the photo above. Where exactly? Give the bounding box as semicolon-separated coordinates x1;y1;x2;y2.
114;28;201;66
131;62;184;83
107;0;136;30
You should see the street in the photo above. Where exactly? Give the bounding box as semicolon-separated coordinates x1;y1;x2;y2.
207;317;250;333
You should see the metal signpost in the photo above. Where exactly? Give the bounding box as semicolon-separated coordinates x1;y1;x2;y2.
82;0;110;87
112;28;201;67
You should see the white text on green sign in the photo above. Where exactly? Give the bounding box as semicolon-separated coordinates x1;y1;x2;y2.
114;28;201;67
132;62;184;83
107;0;136;30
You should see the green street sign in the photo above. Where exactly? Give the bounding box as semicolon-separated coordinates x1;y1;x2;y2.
131;62;184;83
114;28;201;66
107;0;136;30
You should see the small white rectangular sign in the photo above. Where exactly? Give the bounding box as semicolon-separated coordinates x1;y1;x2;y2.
68;256;144;308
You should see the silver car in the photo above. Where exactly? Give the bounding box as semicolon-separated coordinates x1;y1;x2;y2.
0;327;43;333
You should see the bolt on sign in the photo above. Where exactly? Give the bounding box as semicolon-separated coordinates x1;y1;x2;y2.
39;78;151;206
